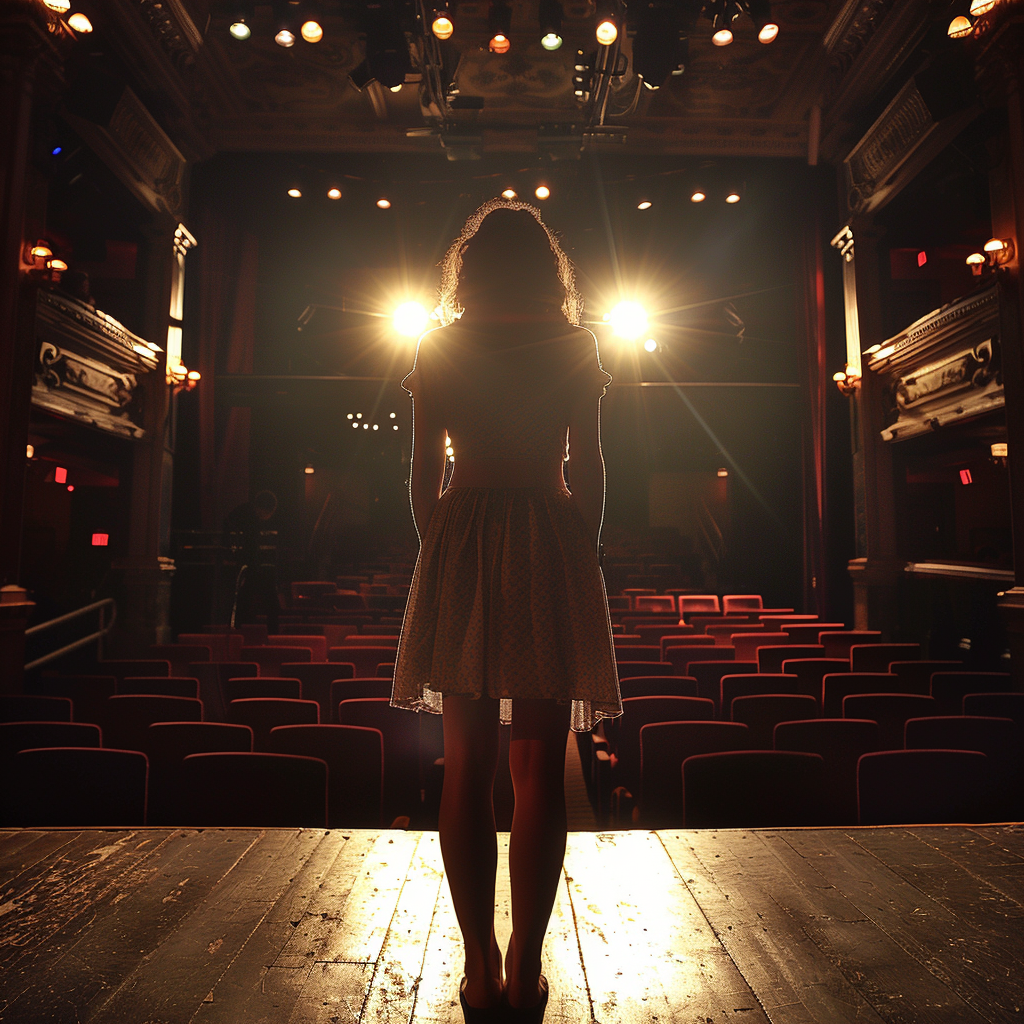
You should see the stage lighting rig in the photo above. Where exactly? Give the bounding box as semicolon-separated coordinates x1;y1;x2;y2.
539;0;564;50
351;0;413;90
701;0;777;45
488;0;512;52
631;1;686;89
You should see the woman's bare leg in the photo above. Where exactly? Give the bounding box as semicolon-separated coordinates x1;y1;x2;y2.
505;698;570;1009
439;695;504;1009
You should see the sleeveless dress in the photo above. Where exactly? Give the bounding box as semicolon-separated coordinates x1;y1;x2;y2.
390;321;622;733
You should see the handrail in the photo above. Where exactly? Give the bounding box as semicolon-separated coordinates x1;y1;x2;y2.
24;598;117;671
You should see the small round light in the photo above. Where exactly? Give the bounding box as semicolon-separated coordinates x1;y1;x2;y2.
356;413;363;419
970;0;995;15
948;16;973;38
51;146;62;156
535;185;550;200
363;423;369;429
377;198;391;209
643;339;657;352
725;192;741;203
68;12;93;32
305;463;315;475
372;424;379;430
449;455;455;462
229;18;251;40
490;33;511;53
67;485;74;492
390;84;403;92
832;371;847;382
301;19;323;42
352;422;359;428
501;188;517;199
327;187;342;200
446;445;454;456
717;468;729;477
287;187;302;198
637;200;652;210
712;28;733;45
966;252;986;265
609;301;648;341
26;444;34;459
347;413;354;420
393;424;399;430
390;412;397;418
46;258;68;272
541;31;562;50
393;301;429;338
690;190;706;203
187;370;201;381
432;14;454;39
31;243;53;260
757;22;779;43
44;0;70;12
984;237;1006;252
595;19;617;45
275;28;296;47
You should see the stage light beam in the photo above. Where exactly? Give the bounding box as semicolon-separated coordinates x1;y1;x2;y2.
394;301;429;337
609;301;648;341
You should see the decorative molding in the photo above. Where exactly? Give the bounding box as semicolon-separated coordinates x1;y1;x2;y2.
905;562;1015;583
33;290;161;439
131;0;201;73
62;86;187;217
865;284;1002;442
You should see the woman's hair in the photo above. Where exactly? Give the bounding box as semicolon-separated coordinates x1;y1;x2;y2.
437;197;583;326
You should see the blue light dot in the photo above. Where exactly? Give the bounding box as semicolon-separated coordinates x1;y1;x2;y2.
51;146;62;156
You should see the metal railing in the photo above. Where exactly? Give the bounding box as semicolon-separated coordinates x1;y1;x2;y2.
24;598;117;671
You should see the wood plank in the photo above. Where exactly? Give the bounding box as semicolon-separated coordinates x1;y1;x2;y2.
778;829;1009;1022
2;829;265;1022
0;830;85;888
87;829;330;1024
193;831;378;1024
660;829;885;1024
284;962;374;1024
566;830;767;1023
360;832;446;1023
0;829;186;978
276;830;420;968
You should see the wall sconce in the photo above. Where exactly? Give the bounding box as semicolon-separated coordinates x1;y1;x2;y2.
168;361;201;392
983;237;1015;265
966;251;986;275
833;365;861;396
991;442;1007;466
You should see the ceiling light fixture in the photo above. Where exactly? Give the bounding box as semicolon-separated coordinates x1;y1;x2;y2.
539;0;563;50
970;0;995;14
67;12;93;32
301;18;323;42
488;0;512;51
535;185;550;199
432;8;454;39
948;15;973;38
377;198;392;209
327;187;342;199
43;0;70;12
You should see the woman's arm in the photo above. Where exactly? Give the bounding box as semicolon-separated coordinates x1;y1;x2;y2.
409;391;448;543
567;393;606;552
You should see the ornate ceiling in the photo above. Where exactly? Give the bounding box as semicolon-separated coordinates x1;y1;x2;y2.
93;0;935;162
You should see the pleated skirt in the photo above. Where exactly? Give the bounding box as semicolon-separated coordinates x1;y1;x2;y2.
391;485;622;733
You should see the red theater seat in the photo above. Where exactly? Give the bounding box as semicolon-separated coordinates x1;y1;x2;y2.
849;643;922;673
818;631;882;661
103;694;204;750
616;660;676;679
720;674;798;718
10;747;148;826
731;632;791;662
268;724;385;828
687;661;758;714
223;677;301;703
149;644;212;676
930;672;1013;716
0;694;73;723
963;692;1024;723
228;697;319;750
180;751;327;827
329;646;398;676
857;749;992;825
821;673;897;717
887;660;963;696
730;694;817;748
619;676;697;699
842;692;936;749
240;646;312;676
682;750;826;827
679;595;721;618
757;645;825;674
117;677;200;699
267;634;328;662
721;595;763;614
331;678;394;708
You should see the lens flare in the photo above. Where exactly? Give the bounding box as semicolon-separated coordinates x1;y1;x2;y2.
394;302;429;337
609;301;648;341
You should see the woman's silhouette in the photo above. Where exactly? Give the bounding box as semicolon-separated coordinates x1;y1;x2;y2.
392;198;622;1022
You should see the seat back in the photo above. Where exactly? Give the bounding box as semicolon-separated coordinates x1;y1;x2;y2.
328;646;398;676
613;644;663;663
773;718;881;825
104;694;203;750
819;631;882;660
887;660;963;698
228;697;319;750
240;646;312;676
181;751;328;827
638;721;751;827
730;694;817;748
821;672;897;717
732;632;791;662
664;645;734;676
635;624;694;642
223;677;302;703
268;724;384;828
782;623;846;644
619;676;697;699
117;677;200;698
721;674;798;718
10;747;148;826
279;662;355;721
679;595;721;618
849;643;921;673
721;595;763;614
706;623;764;645
857;749;991;825
841;692;936;748
682;750;826;827
780;660;849;708
930;672;1013;716
0;722;103;803
33;675;115;725
634;596;676;613
616;660;676;679
686;661;758;714
0;694;73;723
99;660;171;679
331;677;394;707
267;634;328;662
962;692;1024;722
149;645;212;675
757;645;825;674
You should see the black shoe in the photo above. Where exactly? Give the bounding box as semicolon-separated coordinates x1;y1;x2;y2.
460;977;505;1023
502;974;549;1024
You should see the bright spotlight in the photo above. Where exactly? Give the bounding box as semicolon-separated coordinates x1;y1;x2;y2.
229;18;251;39
757;22;778;43
327;187;341;199
535;185;550;199
501;188;517;199
712;28;733;45
305;463;315;475
68;12;93;32
377;198;392;209
643;338;658;352
725;191;741;203
596;18;617;45
637;200;652;210
275;28;296;46
609;301;648;341
541;32;562;50
301;19;323;42
690;190;706;202
432;13;454;39
394;302;429;337
287;187;302;198
490;33;511;52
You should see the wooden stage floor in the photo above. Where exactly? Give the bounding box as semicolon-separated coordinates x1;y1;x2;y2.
2;824;1023;1023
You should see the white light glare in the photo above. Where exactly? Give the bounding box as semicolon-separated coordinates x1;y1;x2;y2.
609;301;648;341
394;301;429;337
643;338;658;352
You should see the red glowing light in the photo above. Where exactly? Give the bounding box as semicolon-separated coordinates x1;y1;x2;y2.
55;466;67;483
917;251;927;267
66;484;74;492
960;469;973;485
92;533;109;547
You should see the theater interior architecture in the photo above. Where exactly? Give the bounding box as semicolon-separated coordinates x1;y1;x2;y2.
3;0;1024;1021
